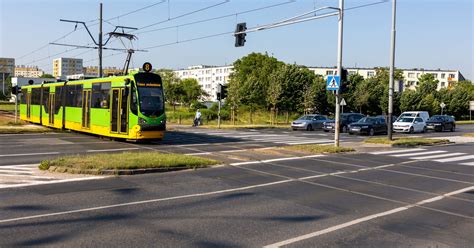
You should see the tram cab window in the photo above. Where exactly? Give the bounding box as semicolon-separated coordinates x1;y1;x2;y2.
134;73;165;117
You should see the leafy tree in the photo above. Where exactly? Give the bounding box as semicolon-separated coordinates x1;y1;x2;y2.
228;52;283;123
158;69;183;112
40;74;54;78
181;78;207;107
267;69;283;124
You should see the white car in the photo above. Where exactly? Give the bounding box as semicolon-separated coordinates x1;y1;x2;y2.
393;117;427;133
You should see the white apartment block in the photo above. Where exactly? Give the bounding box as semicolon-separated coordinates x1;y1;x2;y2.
174;65;233;101
14;65;44;78
53;58;83;79
308;67;465;91
174;65;467;101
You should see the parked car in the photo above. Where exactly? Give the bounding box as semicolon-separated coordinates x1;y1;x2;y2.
348;117;388;136
426;115;456;132
393;116;427;133
377;115;398;124
398;111;430;122
322;113;365;133
291;114;329;131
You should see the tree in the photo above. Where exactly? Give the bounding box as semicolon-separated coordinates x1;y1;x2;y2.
228;52;283;123
158;69;183;112
40;74;54;78
181;78;207;107
267;70;283;125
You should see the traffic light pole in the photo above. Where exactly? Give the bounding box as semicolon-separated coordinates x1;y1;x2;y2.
387;0;397;141
217;99;221;129
334;0;344;147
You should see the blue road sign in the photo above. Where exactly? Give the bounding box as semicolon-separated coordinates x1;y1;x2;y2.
327;76;340;91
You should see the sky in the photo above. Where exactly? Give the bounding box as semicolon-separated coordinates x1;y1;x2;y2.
1;0;472;79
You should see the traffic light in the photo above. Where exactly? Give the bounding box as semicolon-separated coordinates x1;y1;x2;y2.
11;86;21;95
340;69;349;93
234;22;247;47
217;84;228;101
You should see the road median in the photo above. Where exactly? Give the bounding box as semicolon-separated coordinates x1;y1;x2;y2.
364;137;450;147
39;152;220;175
278;144;355;154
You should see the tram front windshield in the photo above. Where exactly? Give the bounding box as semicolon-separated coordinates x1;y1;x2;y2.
134;73;164;117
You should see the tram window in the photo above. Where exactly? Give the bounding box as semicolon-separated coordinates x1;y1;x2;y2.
42;87;50;113
130;83;138;115
91;82;110;108
65;85;83;107
31;88;41;105
55;86;63;114
20;92;27;104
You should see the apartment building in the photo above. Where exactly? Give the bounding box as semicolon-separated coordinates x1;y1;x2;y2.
174;65;467;101
83;66;123;77
14;65;44;78
0;57;15;80
174;65;233;101
53;58;83;79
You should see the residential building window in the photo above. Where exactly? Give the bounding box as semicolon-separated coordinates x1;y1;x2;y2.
416;73;420;78
431;73;438;79
449;73;456;79
441;73;445;79
367;71;375;77
408;73;415;78
326;70;333;76
441;82;445;87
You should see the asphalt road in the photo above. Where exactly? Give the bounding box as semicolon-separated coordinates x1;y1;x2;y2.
0;125;473;247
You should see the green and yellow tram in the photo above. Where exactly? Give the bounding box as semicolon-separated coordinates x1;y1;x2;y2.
19;69;166;140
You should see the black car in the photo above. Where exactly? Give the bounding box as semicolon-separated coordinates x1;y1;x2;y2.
426;115;456;132
322;113;365;133
348;117;388;136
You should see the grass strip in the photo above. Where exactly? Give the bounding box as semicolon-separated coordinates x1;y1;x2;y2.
39;152;220;174
0;125;51;134
0;104;15;112
364;137;450;147
462;133;474;137
280;144;354;154
457;120;474;125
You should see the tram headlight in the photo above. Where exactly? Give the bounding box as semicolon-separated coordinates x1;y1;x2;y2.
138;118;147;124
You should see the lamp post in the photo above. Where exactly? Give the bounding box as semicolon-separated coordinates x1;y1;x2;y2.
387;0;397;141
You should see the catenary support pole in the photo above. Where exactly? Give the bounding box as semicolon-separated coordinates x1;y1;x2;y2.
334;0;344;147
388;0;397;140
98;3;103;77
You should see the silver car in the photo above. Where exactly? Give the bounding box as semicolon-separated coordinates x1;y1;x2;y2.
291;114;329;131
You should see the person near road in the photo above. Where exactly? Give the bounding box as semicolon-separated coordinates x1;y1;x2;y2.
193;109;202;127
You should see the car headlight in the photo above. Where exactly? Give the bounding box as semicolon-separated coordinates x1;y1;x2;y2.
434;123;442;126
362;126;369;128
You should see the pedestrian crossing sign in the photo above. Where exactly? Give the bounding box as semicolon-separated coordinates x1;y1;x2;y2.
326;76;340;91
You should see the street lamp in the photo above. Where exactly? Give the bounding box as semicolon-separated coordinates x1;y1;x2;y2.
387;0;397;140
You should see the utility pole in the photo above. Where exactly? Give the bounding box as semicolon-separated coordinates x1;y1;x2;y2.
99;3;103;77
334;0;344;147
388;0;397;140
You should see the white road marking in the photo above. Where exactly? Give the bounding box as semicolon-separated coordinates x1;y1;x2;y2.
184;152;211;156
86;148;139;152
460;162;474;166
283;140;333;145
391;150;446;157
434;155;474;163
0;176;106;189
369;148;426;155
264;185;474;248
0;178;293;223
0;152;60;157
411;152;466;160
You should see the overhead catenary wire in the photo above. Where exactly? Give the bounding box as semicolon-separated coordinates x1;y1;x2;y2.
17;0;166;63
137;0;231;31
135;0;296;35
140;0;388;51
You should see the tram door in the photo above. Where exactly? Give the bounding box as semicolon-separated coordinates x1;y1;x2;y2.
49;93;55;125
111;88;129;134
26;92;31;119
82;90;91;129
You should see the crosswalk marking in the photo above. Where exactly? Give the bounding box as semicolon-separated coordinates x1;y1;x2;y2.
0;164;105;189
391;150;446;157
369;148;426;155
433;155;474;163
411;152;466;160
